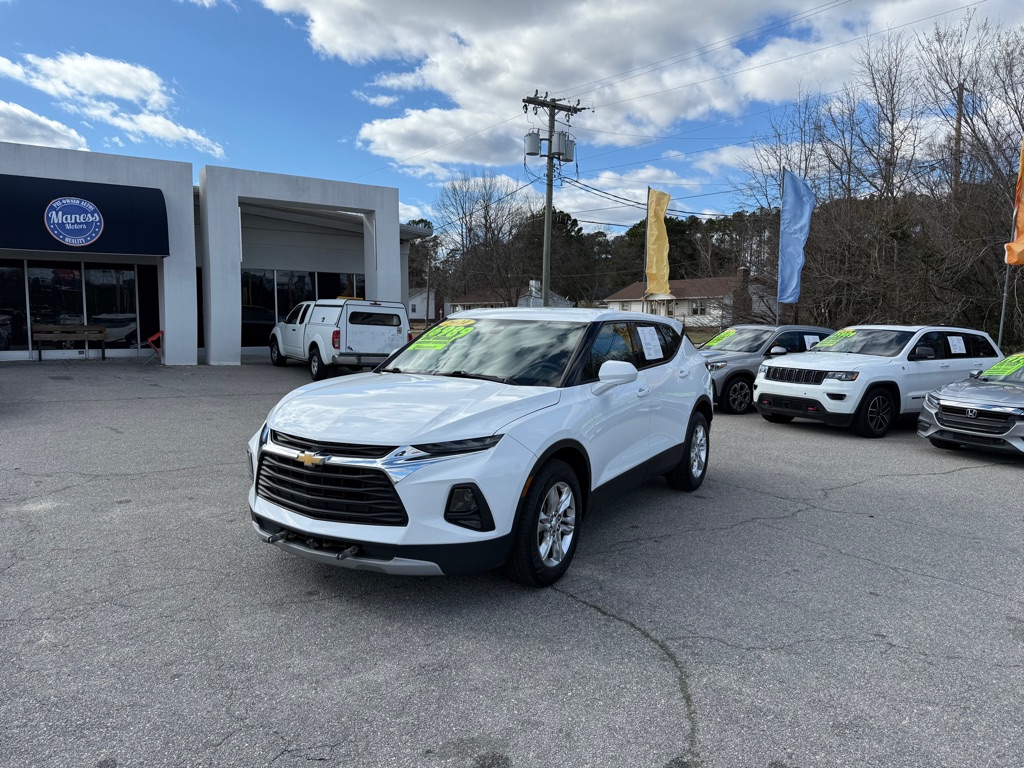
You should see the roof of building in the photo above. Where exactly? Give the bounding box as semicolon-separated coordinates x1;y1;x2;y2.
604;276;741;302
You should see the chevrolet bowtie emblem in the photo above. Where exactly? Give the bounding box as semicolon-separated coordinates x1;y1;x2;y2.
297;451;325;467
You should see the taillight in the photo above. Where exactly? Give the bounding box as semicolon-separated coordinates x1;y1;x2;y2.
332;329;340;349
407;332;412;342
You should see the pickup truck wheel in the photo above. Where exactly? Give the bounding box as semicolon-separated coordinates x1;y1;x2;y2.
504;459;580;588
665;411;709;491
309;349;329;381
719;376;753;414
853;387;895;438
269;339;286;367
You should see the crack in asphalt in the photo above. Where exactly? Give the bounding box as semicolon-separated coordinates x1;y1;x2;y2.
552;585;704;768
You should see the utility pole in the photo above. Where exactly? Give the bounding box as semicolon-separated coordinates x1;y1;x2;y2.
523;92;587;306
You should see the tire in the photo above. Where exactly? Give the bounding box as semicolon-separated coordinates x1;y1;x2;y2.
665;411;710;491
309;348;329;381
853;387;896;438
270;338;286;367
504;459;581;588
719;376;753;414
761;413;793;424
929;436;959;450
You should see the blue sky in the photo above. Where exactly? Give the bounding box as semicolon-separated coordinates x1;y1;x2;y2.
2;0;1023;233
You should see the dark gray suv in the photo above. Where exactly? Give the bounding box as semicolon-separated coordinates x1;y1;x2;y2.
699;324;834;413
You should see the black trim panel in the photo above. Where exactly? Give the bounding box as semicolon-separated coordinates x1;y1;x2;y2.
755;394;854;427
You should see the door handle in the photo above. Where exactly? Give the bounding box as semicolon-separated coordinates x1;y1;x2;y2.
678;368;690;377
637;387;650;398
939;363;950;368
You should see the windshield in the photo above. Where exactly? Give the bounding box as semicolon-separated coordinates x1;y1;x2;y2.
981;353;1024;382
386;317;588;387
812;328;914;357
701;328;773;353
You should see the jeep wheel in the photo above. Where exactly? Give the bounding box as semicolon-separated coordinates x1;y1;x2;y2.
719;376;753;414
270;339;286;367
665;411;709;491
854;387;896;438
504;459;580;588
309;348;329;381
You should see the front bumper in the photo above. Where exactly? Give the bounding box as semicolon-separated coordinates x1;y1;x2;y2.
917;400;1024;455
246;428;534;575
251;510;513;575
752;383;856;427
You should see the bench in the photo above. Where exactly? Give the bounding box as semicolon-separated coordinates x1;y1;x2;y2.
31;324;108;361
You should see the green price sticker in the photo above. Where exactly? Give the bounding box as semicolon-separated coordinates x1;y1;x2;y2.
409;320;476;350
982;354;1024;377
815;329;856;348
703;329;736;348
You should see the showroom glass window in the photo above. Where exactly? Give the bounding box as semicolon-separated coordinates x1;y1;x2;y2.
28;262;85;350
85;265;138;348
0;259;28;351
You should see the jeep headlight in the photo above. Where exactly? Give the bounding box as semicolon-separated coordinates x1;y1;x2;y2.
757;363;768;376
925;391;939;409
706;361;728;372
824;371;859;382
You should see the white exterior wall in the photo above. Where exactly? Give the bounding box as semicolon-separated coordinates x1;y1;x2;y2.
199;166;401;365
0;142;198;365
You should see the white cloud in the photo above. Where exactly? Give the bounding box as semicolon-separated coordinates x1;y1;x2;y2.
353;90;399;108
0;100;88;150
0;53;223;157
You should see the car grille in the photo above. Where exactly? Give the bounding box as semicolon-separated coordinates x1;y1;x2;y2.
270;430;395;458
763;366;827;385
936;405;1016;435
256;453;408;526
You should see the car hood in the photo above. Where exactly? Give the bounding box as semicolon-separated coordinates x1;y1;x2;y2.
764;351;896;370
699;349;757;362
932;377;1024;408
267;373;561;444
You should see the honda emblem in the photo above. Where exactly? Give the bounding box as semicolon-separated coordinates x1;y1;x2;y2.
965;408;978;419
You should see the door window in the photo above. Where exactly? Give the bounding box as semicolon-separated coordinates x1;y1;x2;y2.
582;322;637;382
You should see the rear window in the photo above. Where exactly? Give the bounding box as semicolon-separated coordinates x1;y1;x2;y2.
350;311;401;327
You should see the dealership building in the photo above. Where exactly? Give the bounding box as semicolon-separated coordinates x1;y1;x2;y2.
0;141;428;365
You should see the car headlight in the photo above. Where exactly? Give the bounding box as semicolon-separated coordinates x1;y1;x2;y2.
925;391;939;409
824;371;859;382
397;435;504;459
259;422;270;446
706;361;728;371
757;363;767;375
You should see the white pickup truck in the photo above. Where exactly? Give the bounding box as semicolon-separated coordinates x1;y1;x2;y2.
269;299;410;380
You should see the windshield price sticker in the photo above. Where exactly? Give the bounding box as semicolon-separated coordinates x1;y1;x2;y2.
982;354;1024;377
804;335;821;349
703;329;736;347
637;326;664;360
816;329;856;348
409;319;475;350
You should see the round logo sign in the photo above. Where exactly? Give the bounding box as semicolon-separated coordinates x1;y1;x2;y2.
44;197;104;247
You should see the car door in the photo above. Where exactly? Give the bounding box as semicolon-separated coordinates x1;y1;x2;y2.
281;302;309;358
903;330;950;409
581;321;652;488
634;321;689;458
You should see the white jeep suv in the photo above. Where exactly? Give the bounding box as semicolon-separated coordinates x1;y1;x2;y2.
248;308;713;587
752;325;1002;437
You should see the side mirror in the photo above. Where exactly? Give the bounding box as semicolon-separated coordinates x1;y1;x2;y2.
592;360;638;394
767;345;788;356
969;369;982;379
908;346;936;361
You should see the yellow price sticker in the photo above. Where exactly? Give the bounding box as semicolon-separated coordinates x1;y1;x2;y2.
703;329;736;348
409;320;476;350
816;329;856;348
982;354;1024;377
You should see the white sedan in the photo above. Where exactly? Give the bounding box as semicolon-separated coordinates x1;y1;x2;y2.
247;307;713;587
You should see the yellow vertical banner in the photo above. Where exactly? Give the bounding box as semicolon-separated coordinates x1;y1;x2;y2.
645;187;671;296
1006;136;1024;266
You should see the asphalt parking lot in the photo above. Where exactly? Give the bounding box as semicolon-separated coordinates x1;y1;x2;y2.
2;357;1023;768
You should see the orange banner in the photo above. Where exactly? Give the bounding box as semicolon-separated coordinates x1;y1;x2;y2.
645;188;671;296
1006;136;1024;266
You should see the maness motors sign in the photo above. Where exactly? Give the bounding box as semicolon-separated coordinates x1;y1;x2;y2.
44;197;105;247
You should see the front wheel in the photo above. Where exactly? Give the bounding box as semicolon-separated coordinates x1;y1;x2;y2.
504;459;581;588
719;376;753;414
665;411;710;491
270;338;286;367
309;348;329;381
853;387;896;438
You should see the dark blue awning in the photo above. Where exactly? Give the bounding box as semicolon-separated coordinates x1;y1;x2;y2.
0;174;170;256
